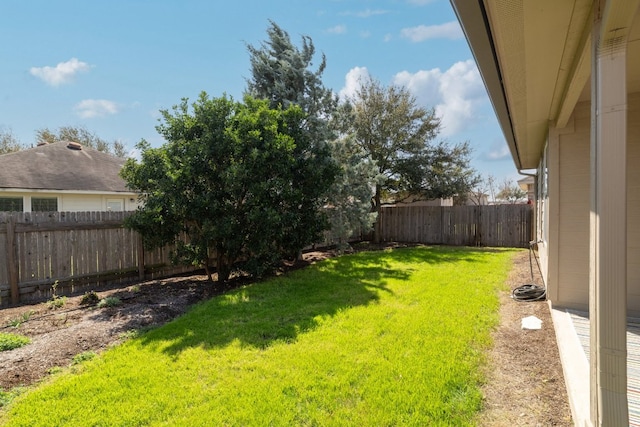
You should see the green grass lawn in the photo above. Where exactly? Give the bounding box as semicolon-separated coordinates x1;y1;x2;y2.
0;246;516;426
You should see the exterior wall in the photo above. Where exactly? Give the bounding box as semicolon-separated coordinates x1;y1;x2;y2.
0;191;140;212
628;92;640;312
546;101;590;311
544;92;640;314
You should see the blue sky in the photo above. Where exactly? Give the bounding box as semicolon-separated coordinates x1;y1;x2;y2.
0;0;518;184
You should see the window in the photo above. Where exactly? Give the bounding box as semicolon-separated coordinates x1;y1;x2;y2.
32;197;58;212
0;197;23;212
106;199;124;212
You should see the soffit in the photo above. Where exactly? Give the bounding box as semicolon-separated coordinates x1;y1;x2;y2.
482;0;593;170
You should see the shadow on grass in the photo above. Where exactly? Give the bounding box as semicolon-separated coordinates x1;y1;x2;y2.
136;250;421;356
130;246;515;356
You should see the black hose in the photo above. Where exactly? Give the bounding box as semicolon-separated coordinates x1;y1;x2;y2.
512;283;547;301
511;241;547;302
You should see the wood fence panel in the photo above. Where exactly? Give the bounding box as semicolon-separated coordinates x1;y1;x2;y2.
0;211;199;306
378;204;532;248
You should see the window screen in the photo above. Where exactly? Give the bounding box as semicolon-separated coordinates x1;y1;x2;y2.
0;197;23;212
106;199;124;211
32;197;58;212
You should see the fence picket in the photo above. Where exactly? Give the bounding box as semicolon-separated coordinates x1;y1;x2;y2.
0;211;198;306
378;204;532;248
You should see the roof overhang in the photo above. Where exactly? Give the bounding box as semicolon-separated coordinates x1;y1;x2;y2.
451;0;640;171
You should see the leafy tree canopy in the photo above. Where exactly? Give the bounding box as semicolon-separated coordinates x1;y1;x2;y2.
37;125;126;157
121;93;336;282
496;179;528;204
0;127;25;154
346;76;479;214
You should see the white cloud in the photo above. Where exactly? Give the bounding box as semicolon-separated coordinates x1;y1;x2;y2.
401;21;463;42
406;0;436;5
360;30;372;39
74;99;119;118
485;144;511;161
392;60;486;136
339;66;371;100
338;61;486;137
356;9;389;18
326;24;347;35
340;9;389;18
30;58;91;86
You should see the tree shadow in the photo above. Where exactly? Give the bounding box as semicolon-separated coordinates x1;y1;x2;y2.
136;251;412;356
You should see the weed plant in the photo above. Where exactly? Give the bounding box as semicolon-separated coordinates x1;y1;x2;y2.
6;312;33;328
0;333;30;352
97;297;121;308
71;352;96;365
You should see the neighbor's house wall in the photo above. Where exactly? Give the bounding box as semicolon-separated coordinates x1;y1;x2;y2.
541;92;640;314
0;190;140;212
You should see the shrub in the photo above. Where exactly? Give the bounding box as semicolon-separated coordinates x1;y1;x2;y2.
80;291;100;306
47;296;67;310
0;333;31;351
97;297;121;308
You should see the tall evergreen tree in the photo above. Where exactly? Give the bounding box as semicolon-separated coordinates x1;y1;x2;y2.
246;21;338;255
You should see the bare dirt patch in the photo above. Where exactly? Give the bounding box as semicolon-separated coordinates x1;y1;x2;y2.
0;246;572;425
479;250;573;426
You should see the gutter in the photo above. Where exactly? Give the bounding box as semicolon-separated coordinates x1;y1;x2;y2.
450;0;524;170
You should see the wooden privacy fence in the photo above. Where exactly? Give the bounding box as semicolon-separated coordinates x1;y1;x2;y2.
0;211;194;307
377;204;533;248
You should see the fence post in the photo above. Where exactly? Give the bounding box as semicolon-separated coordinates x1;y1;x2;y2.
6;217;20;305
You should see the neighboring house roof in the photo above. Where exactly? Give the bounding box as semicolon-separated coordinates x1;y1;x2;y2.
450;1;640;171
0;141;131;193
517;176;534;190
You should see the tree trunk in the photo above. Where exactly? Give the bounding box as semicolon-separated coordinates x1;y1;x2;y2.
203;263;213;283
373;185;382;243
216;249;232;283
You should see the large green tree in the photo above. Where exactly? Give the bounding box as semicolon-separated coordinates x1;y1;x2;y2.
246;22;380;249
121;93;335;282
347;76;479;239
37;125;126;157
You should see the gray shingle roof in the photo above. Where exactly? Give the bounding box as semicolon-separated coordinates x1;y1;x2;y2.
0;141;132;192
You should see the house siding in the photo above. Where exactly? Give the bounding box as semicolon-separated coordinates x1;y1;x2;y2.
542;93;640;314
627;92;640;313
0;191;139;213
